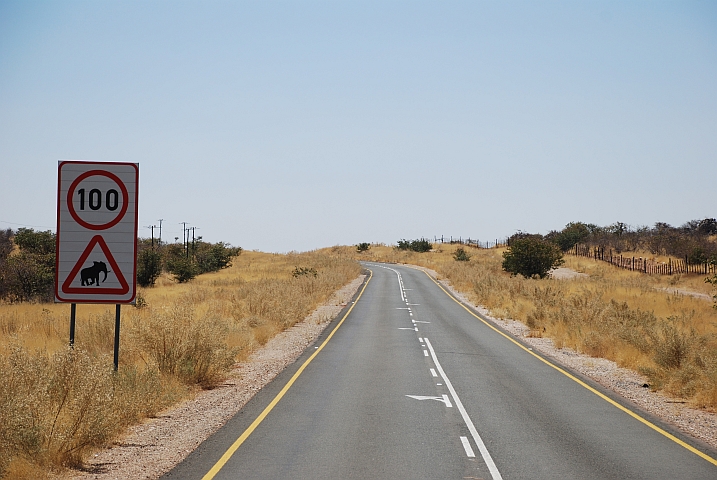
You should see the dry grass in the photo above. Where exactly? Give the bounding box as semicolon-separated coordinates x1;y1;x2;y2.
354;243;717;410
0;249;361;479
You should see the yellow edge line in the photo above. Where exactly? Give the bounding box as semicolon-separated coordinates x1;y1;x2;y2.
417;267;717;467
202;270;374;480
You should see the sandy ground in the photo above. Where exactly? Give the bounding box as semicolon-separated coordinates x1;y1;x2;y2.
660;287;714;302
550;267;589;280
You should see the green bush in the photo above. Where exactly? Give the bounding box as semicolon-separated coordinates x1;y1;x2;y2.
166;257;198;283
397;238;432;253
502;236;564;278
453;247;471;262
137;249;162;287
548;222;591;252
0;229;56;302
2;253;55;302
356;242;371;253
195;242;241;273
0;229;12;260
13;228;55;255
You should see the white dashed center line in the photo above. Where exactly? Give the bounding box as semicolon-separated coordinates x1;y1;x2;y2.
424;337;503;480
460;436;476;458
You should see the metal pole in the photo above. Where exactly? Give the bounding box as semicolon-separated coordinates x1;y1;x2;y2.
69;303;76;348
114;304;121;372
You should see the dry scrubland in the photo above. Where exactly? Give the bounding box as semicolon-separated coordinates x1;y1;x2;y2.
0;249;361;479
350;244;717;409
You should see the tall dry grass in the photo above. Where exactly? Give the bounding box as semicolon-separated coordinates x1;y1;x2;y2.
0;249;361;478
353;243;717;410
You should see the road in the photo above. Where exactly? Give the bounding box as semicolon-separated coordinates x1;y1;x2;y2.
164;263;717;479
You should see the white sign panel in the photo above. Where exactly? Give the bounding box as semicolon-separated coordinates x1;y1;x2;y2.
55;161;139;303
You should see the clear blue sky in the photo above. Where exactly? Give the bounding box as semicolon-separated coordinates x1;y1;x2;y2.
1;1;715;252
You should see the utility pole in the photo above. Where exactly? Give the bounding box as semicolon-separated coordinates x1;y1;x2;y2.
145;225;156;249
180;222;189;258
157;219;164;246
190;227;200;258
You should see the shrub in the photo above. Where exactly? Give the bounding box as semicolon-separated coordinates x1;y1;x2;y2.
356;242;371;253
0;229;12;261
1;252;55;302
133;304;238;388
165;257;198;283
698;218;717;235
687;247;708;266
136;249;162;287
502;236;564;278
13;228;55;255
0;345;181;475
0;229;55;302
293;266;317;278
397;238;432;253
195;242;241;274
453;247;471;262
549;222;591;252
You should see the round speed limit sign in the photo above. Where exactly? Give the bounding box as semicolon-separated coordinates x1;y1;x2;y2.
56;161;139;304
67;170;130;230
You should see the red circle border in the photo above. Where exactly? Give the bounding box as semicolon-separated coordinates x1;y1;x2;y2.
66;170;129;230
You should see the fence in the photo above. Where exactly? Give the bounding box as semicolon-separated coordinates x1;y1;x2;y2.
571;244;717;276
433;236;509;249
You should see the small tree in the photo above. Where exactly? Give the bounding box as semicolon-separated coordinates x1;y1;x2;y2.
550;222;591;252
13;228;55;255
0;229;55;302
195;242;241;273
166;257;198;283
502;236;564;278
453;247;471;262
0;229;13;260
137;249;162;287
356;242;371;253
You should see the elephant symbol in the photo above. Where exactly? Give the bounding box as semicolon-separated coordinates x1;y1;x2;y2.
81;261;110;286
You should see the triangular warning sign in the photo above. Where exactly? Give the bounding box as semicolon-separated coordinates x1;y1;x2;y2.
61;235;130;295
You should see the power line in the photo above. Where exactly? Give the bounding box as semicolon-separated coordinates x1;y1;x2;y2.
0;220;55;230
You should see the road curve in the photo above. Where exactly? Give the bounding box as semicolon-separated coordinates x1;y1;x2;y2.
163;263;717;479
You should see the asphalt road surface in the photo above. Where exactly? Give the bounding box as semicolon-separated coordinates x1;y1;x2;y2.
164;263;717;479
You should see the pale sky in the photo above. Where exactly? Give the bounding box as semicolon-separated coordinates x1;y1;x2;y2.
1;1;715;252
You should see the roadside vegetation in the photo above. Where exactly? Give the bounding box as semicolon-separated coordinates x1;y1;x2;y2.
0;237;360;478
501;234;563;278
347;228;717;412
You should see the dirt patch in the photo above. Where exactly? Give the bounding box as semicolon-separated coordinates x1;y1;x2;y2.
660;287;713;302
550;267;588;280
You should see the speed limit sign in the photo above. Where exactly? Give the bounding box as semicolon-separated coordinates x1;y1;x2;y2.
55;161;139;303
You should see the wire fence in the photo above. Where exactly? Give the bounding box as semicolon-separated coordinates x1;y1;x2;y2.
571;244;717;276
432;236;509;249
